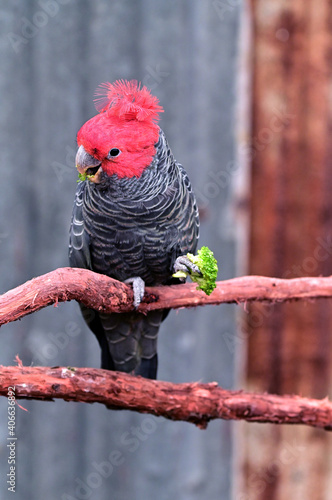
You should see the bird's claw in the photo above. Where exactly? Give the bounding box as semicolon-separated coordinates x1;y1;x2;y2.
173;255;202;279
125;277;145;308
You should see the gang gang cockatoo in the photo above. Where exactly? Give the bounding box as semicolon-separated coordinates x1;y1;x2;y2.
69;80;199;379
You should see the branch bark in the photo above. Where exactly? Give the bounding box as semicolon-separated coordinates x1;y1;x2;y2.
1;365;331;430
1;267;332;326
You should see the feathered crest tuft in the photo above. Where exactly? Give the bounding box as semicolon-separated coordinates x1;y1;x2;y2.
94;80;164;123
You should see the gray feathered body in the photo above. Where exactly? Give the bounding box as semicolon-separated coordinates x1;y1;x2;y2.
69;129;199;378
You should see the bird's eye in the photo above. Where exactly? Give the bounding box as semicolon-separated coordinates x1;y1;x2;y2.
108;148;121;158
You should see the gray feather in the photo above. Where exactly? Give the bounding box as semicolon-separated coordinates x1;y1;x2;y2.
69;129;199;378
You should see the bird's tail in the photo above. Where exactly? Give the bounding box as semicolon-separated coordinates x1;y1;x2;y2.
98;310;165;379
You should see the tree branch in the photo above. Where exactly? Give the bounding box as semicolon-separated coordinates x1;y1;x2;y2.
1;365;331;430
1;267;332;326
2;271;332;429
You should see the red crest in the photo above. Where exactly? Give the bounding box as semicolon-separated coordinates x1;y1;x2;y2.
94;80;164;123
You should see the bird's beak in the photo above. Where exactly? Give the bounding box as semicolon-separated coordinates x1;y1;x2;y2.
75;145;102;183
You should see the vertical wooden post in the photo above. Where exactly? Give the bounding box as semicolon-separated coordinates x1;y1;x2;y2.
244;1;332;498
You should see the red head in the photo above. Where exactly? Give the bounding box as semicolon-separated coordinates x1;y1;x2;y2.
76;80;164;181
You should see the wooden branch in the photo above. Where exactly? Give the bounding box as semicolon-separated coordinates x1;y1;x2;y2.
1;365;331;429
2;267;332;326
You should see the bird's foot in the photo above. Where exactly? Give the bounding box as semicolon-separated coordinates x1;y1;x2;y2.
173;255;202;281
125;277;145;308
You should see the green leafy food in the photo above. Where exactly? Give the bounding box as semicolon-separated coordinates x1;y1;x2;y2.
77;172;95;182
173;246;218;296
77;172;87;182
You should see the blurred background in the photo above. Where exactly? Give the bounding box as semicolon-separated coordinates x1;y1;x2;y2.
0;1;332;499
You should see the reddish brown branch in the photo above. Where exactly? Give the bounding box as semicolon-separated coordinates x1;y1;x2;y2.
0;365;331;429
1;267;332;326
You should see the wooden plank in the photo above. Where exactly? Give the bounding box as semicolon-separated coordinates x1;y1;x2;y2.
244;1;332;499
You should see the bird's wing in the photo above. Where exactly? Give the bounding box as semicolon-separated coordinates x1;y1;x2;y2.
68;181;92;270
69;183;116;368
